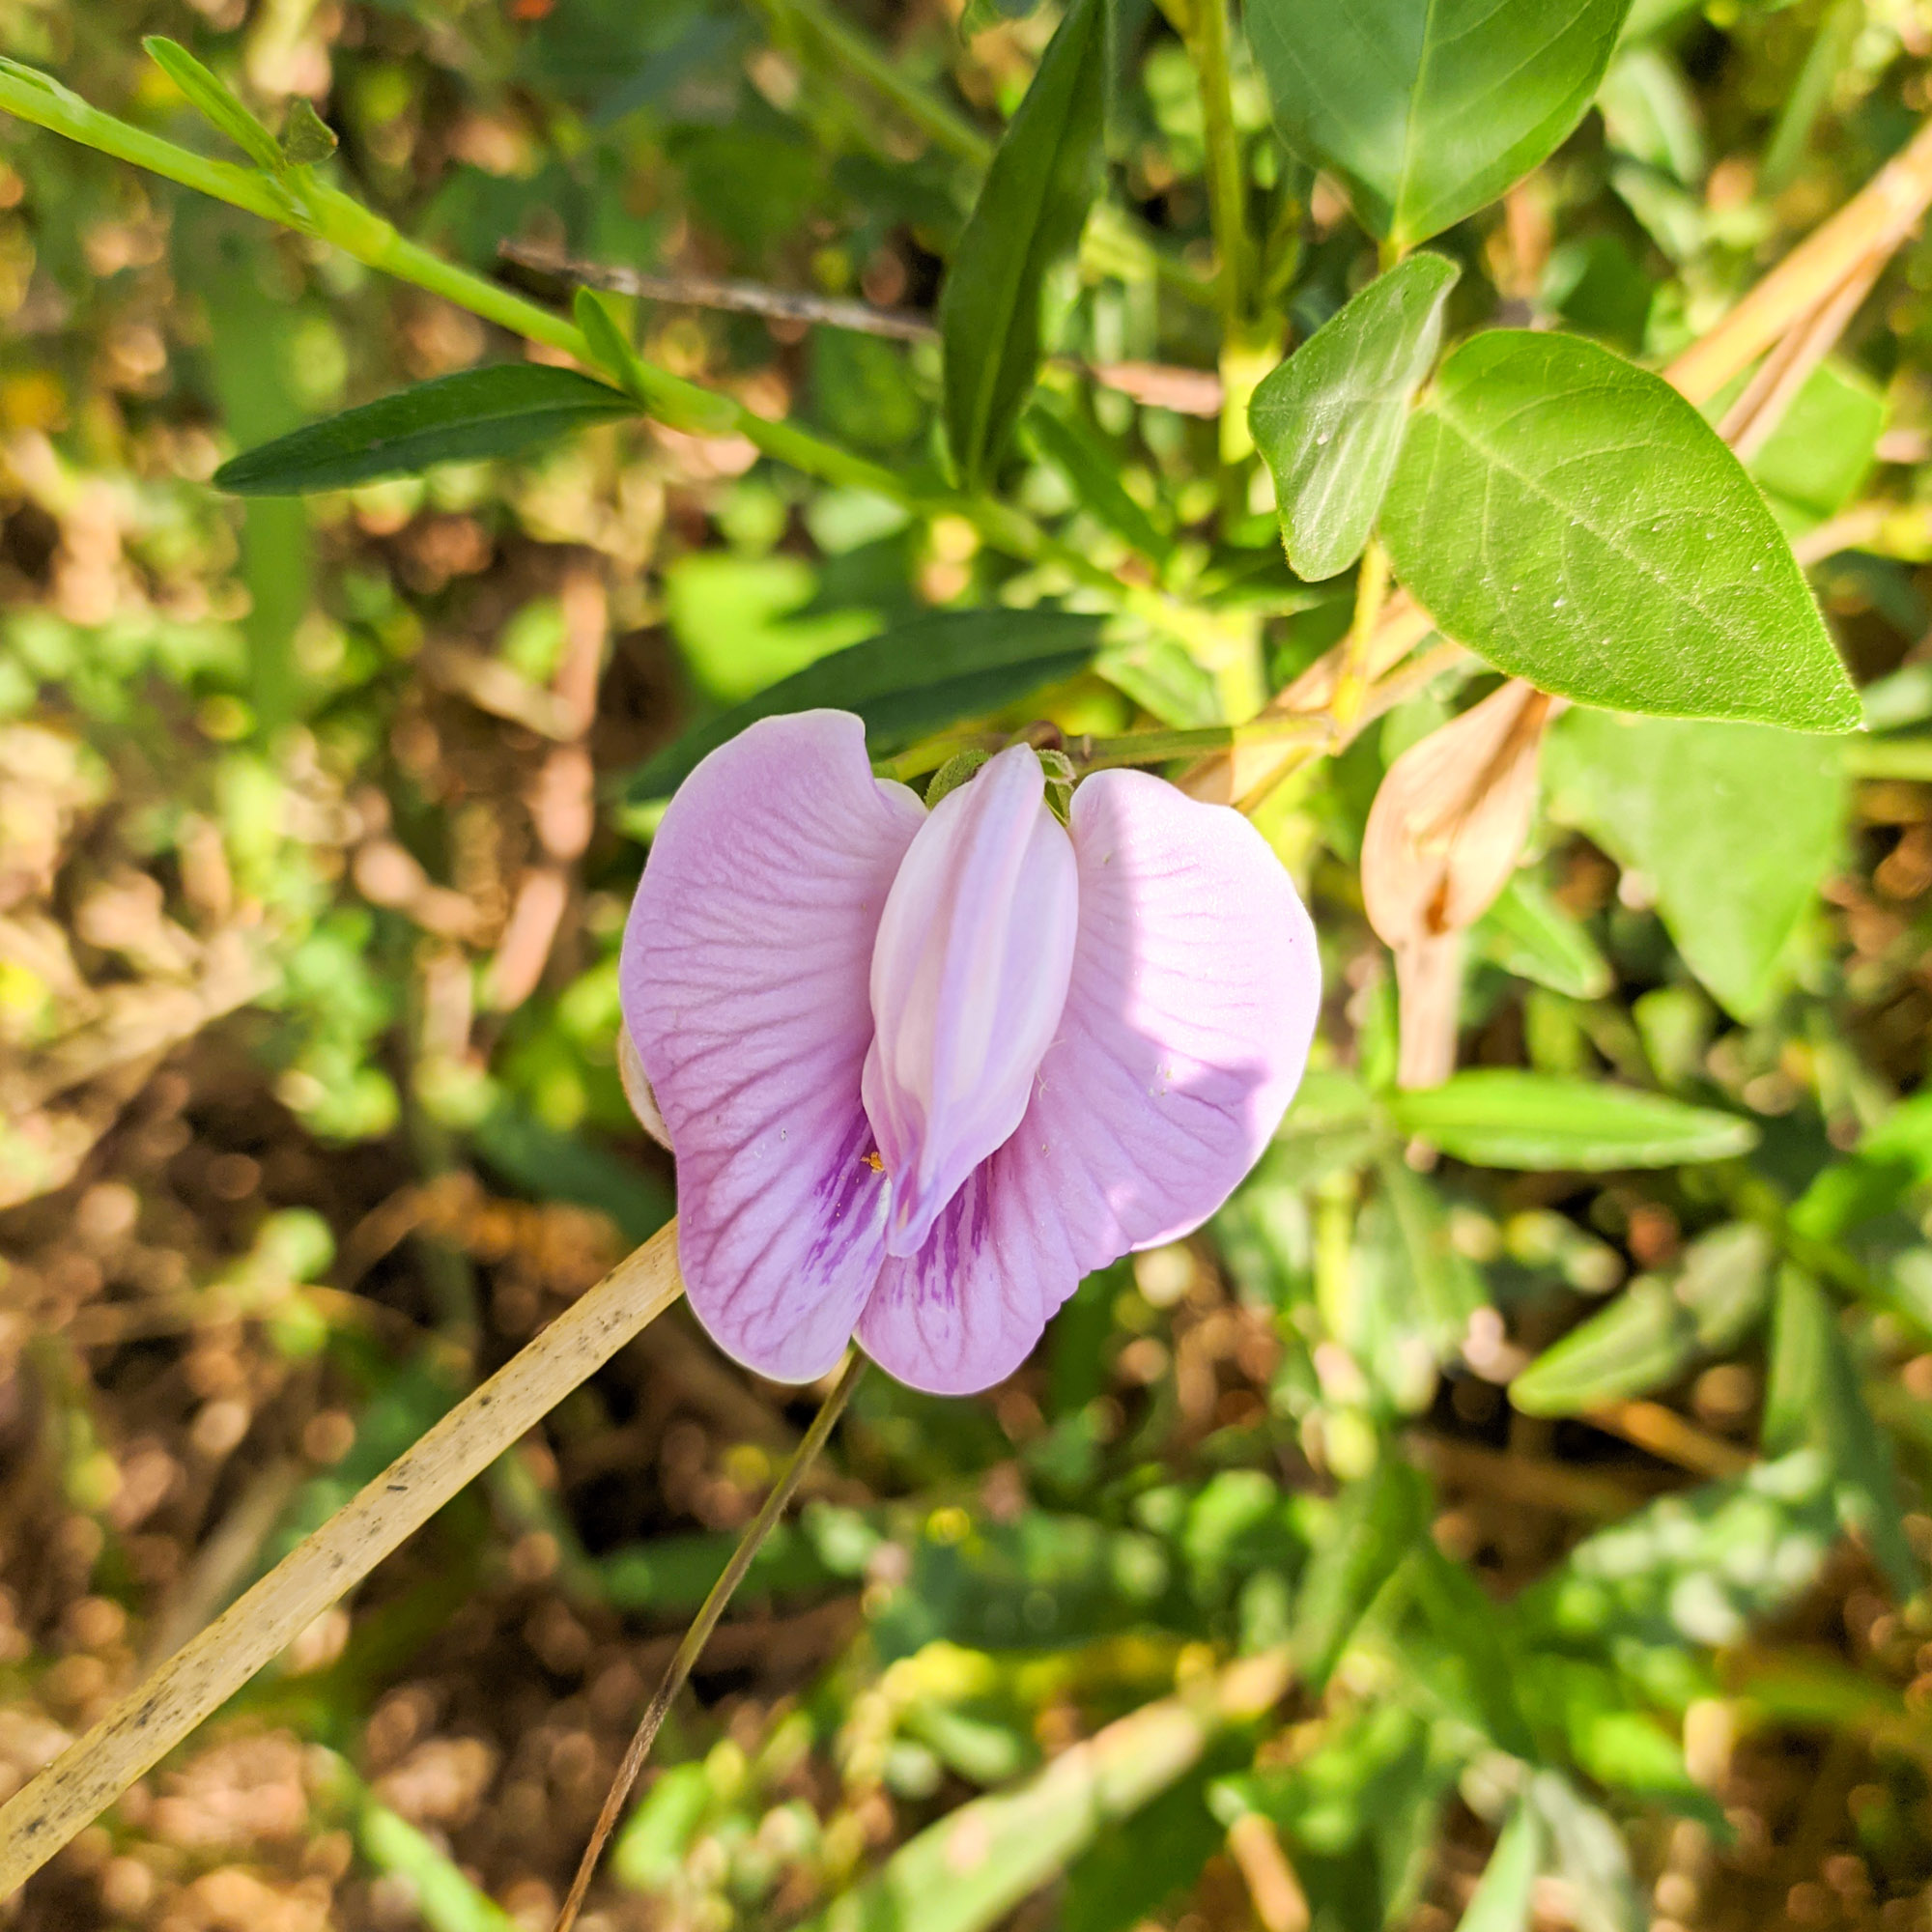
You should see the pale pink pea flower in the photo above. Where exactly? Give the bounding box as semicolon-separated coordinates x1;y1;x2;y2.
620;710;1320;1395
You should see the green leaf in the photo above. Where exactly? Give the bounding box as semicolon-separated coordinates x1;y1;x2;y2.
664;554;878;704
214;365;637;496
1459;1801;1545;1932
144;36;285;174
281;96;338;166
624;608;1108;800
1293;1459;1428;1690
1673;1221;1773;1350
573;286;648;401
1766;1267;1915;1596
1745;357;1882;524
1380;331;1861;730
1474;871;1613;999
1023;402;1171;563
941;0;1106;488
1542;709;1846;1019
1510;1221;1770;1415
1249;253;1459;582
1387;1070;1755;1170
1376;1152;1486;1358
1510;1278;1698;1415
1244;0;1631;245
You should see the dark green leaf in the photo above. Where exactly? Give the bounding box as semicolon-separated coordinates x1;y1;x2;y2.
1250;252;1459;581
942;0;1106;487
625;608;1107;800
214;366;638;496
1381;331;1861;730
1245;0;1631;245
1543;709;1846;1019
144;36;284;174
1387;1070;1755;1169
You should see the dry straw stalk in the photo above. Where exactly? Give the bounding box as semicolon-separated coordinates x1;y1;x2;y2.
0;1222;685;1895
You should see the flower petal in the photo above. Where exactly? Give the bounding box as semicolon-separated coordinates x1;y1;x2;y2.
863;745;1079;1261
622;711;925;1381
859;769;1318;1393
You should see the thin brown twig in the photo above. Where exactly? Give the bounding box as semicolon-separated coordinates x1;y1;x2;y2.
551;1350;869;1932
501;241;935;342
501;242;1230;418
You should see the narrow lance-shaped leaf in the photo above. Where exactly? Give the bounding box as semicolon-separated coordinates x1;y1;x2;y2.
942;0;1106;489
1459;1799;1546;1932
1387;1070;1756;1170
1245;0;1632;246
213;365;639;496
1250;251;1458;581
624;609;1109;800
1510;1278;1698;1415
1381;330;1861;731
143;36;284;174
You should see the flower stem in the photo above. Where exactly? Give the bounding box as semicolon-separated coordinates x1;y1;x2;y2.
551;1350;869;1932
1071;714;1332;770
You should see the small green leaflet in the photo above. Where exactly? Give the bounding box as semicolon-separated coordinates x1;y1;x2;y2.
941;0;1106;489
1542;709;1846;1020
281;97;338;166
144;36;283;174
214;365;639;496
1510;1278;1699;1415
1475;871;1612;999
1511;1221;1774;1415
624;609;1108;801
1250;252;1459;582
1387;1070;1755;1170
1381;331;1861;731
1245;0;1632;246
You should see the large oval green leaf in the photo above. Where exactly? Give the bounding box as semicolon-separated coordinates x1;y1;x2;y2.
1250;252;1459;582
1387;1070;1755;1169
1542;708;1847;1019
941;0;1106;490
1381;330;1861;730
624;608;1107;801
214;365;639;496
1245;0;1631;246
